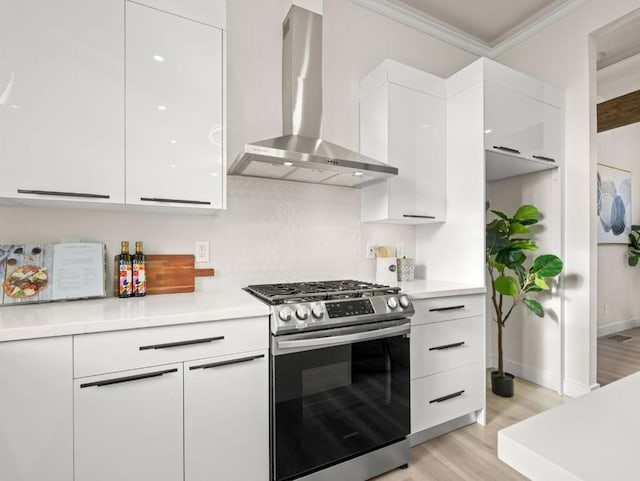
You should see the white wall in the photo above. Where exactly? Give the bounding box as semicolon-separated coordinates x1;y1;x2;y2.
0;0;477;291
597;123;640;335
496;0;640;396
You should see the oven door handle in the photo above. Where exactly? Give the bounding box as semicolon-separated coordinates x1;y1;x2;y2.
275;323;410;353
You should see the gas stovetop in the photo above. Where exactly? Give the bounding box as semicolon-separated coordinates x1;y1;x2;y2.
245;279;400;305
245;280;413;335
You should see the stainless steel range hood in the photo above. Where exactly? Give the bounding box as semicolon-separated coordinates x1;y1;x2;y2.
228;5;398;188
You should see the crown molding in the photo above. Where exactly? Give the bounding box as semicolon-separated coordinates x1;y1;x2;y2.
351;0;589;58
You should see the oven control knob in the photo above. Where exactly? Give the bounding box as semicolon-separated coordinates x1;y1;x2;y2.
279;307;294;322
311;306;324;319
387;297;398;309
399;295;410;308
296;305;310;321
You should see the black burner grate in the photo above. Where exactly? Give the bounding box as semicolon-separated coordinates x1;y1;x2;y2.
245;279;399;304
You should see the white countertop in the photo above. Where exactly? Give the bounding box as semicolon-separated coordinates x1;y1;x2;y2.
0;288;269;342
0;280;485;343
498;372;640;481
398;279;485;299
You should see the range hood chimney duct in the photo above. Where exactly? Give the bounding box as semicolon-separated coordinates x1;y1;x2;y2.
228;5;398;188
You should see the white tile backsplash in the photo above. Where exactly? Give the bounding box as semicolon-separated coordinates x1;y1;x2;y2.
0;176;415;290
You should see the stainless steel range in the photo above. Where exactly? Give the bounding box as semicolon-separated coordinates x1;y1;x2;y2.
245;279;414;481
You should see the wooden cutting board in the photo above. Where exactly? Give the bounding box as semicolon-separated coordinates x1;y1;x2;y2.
113;254;214;296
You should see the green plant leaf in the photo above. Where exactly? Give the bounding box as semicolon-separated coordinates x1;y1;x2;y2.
514;205;540;221
531;255;563;277
534;277;549;290
490;209;509;221
510;239;538;251
509;223;530;235
629;256;639;267
523;298;544;317
495;276;518;296
518;218;539;226
496;248;526;267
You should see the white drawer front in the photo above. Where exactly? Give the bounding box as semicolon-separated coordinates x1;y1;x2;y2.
412;294;484;325
411;315;483;379
411;364;484;433
74;317;268;378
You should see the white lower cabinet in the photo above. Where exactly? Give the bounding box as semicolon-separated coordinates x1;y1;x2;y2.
411;364;484;433
73;317;269;481
410;294;485;438
74;364;184;481
0;337;73;481
184;351;268;481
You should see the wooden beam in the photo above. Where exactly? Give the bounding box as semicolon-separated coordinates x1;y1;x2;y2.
597;89;640;133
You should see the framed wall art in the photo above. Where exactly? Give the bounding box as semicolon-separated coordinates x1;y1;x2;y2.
597;163;632;244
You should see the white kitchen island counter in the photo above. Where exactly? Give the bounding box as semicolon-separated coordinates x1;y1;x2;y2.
399;279;485;299
0;288;269;342
499;372;640;481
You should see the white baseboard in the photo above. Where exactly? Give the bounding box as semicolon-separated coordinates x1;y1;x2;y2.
563;378;599;398
597;318;640;338
487;357;561;393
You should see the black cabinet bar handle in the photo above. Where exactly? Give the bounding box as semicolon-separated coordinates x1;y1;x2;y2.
139;336;224;351
403;214;436;219
429;341;465;351
80;368;178;388
429;390;465;404
17;189;110;199
428;305;465;312
140;197;211;205
189;354;265;371
532;155;556;162
493;145;521;154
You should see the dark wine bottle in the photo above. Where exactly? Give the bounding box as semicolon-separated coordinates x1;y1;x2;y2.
117;241;133;298
132;241;146;297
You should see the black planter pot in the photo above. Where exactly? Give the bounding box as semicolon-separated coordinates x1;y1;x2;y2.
491;371;515;397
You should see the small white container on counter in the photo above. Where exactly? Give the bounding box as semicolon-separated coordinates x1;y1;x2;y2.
376;257;398;286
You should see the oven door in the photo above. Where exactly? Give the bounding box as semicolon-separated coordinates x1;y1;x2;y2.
271;319;410;481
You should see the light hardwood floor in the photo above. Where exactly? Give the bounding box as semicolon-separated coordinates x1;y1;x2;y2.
597;326;640;386
373;375;565;481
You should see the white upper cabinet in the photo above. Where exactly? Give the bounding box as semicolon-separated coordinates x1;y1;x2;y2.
0;0;124;205
480;59;563;181
125;2;225;210
360;60;446;224
131;0;226;28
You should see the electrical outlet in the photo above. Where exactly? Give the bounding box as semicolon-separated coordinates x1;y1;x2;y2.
366;244;376;259
603;304;609;316
396;243;405;258
195;241;210;263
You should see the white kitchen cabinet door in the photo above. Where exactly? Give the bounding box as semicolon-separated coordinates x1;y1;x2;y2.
74;364;184;481
484;81;560;164
184;351;269;481
0;337;73;481
0;0;125;205
130;0;227;28
388;84;446;222
360;64;446;225
126;2;225;210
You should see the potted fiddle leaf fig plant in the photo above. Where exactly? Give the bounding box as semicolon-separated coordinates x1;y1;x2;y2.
486;203;563;397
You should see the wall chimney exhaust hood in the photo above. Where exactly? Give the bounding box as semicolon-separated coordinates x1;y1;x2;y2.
228;5;398;188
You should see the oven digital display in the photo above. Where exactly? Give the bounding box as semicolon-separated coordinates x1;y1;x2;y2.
325;299;374;318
